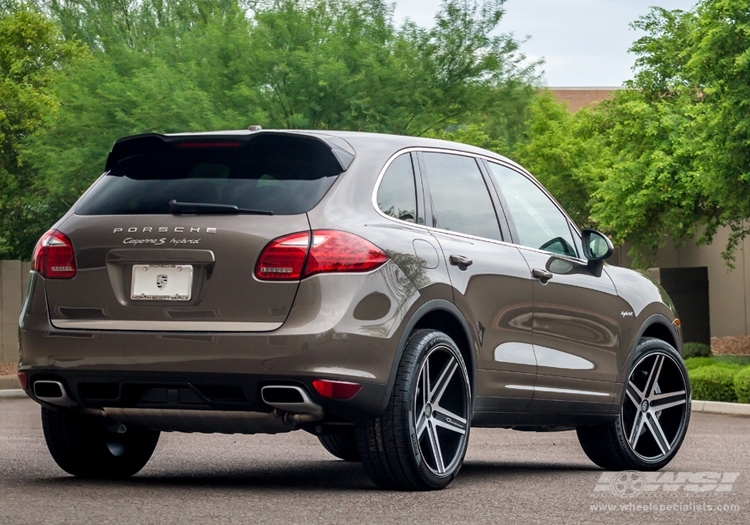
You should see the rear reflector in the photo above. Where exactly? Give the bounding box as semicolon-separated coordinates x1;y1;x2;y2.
312;379;363;400
31;229;76;279
255;230;388;281
17;372;28;391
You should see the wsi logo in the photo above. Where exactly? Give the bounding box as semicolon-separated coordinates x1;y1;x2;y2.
595;471;740;498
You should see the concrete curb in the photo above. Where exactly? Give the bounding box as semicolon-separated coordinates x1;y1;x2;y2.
0;376;19;390
0;389;26;398
691;400;750;416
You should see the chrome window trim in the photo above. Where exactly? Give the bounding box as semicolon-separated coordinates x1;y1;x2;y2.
505;385;611;397
371;147;588;265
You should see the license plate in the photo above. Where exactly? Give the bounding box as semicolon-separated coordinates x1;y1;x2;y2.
131;265;193;301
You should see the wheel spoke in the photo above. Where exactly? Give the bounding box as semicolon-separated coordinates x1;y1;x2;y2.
426;421;446;474
430;356;458;406
645;415;671;455
644;355;664;398
650;390;687;411
416;411;428;439
626;380;643;408
628;410;646;449
431;406;467;435
421;358;429;409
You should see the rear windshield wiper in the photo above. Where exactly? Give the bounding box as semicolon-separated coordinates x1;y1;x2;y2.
169;200;273;216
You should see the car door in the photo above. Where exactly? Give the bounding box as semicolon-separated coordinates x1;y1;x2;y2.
484;161;620;414
417;151;537;415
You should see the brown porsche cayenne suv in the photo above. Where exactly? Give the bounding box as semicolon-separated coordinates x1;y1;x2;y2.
18;129;691;490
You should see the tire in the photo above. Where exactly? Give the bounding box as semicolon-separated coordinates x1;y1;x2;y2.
356;329;472;490
577;337;691;470
42;407;160;478
318;429;360;461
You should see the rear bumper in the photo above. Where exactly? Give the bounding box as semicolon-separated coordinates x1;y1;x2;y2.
21;369;388;423
18;263;423;426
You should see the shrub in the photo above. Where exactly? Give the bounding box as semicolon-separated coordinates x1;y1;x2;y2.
683;342;711;358
734;367;750;404
689;366;738;402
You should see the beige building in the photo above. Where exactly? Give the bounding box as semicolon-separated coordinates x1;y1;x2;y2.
547;87;622;112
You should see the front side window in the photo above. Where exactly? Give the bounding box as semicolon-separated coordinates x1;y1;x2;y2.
487;162;577;257
377;154;417;223
422;152;501;241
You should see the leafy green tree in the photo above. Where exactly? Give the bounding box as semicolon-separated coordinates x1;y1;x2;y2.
0;4;84;259
589;90;702;266
13;0;538;260
589;1;750;266
511;91;606;228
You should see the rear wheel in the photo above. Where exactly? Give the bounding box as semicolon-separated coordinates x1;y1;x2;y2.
318;429;360;461
577;338;691;470
356;329;471;490
42;407;160;478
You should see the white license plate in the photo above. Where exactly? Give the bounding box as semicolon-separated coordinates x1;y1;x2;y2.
131;265;193;301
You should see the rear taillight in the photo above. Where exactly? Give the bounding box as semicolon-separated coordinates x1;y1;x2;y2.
255;230;388;281
255;231;310;280
31;229;76;279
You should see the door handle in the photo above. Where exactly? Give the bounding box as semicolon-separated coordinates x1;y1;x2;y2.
449;254;473;271
532;268;553;283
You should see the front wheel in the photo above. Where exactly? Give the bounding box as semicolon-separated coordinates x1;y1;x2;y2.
356;329;472;490
577;338;691;470
42;407;160;478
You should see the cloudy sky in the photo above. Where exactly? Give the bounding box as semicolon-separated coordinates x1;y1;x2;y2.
392;0;697;86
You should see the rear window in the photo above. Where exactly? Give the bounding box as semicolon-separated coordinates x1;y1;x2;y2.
76;134;343;215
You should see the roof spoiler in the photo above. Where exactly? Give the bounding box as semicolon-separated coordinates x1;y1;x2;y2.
104;131;355;172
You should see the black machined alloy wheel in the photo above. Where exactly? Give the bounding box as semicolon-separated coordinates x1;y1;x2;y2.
577;338;691;471
414;344;470;477
42;407;160;478
356;329;472;490
622;349;690;462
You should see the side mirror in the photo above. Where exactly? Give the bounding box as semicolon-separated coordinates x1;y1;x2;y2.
581;229;613;276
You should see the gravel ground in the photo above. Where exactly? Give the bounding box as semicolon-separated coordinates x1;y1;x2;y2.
0;362;17;376
711;336;750;355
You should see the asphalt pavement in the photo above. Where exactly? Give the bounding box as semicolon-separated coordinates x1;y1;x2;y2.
1;397;747;524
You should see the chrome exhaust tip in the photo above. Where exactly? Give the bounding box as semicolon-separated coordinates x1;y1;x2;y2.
261;385;323;414
33;380;77;407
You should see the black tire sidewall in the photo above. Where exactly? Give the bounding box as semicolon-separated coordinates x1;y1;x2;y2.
42;407;160;478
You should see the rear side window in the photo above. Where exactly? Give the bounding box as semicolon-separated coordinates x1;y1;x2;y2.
377;154;417;223
422;152;502;241
76;135;343;215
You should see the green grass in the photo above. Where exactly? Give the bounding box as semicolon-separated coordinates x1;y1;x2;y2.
683;357;744;371
712;355;750;366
